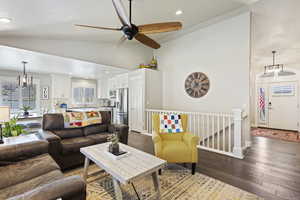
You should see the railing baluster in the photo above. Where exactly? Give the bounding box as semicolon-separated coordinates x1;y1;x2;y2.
202;114;204;146
223;114;225;151
147;111;149;133
197;114;200;140
228;116;232;152
193;113;196;135
212;115;215;149
150;111;152;133
207;114;210;148
217;114;220;150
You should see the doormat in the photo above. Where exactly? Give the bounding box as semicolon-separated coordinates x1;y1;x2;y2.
252;128;300;143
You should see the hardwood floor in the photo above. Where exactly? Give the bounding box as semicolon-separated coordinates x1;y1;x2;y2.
128;132;300;200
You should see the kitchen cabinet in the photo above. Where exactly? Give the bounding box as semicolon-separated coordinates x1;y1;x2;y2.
51;74;71;99
108;73;129;91
97;78;109;99
116;73;129;88
108;77;117;91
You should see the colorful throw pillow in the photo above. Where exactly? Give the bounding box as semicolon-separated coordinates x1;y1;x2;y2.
63;111;102;128
159;114;184;133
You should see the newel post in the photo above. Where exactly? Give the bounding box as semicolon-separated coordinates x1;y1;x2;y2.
232;109;244;159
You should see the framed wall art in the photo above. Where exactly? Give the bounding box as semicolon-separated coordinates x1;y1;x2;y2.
41;86;49;100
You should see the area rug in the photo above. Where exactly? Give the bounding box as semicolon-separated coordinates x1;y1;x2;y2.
252;128;300;143
66;164;263;200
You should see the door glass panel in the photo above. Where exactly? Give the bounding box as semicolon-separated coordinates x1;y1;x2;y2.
258;87;267;123
272;85;295;96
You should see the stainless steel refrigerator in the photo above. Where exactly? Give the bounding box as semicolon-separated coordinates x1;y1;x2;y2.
113;88;128;125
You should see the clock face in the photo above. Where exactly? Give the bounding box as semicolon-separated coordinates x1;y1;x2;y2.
185;72;210;98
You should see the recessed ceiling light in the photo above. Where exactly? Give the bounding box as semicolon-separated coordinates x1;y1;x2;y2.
176;10;183;16
0;18;12;24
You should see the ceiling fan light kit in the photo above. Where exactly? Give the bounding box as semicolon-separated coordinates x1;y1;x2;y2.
75;0;182;49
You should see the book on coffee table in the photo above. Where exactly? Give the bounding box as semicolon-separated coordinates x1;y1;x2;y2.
105;150;130;160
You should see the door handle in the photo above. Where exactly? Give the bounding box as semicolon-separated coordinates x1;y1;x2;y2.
268;102;272;109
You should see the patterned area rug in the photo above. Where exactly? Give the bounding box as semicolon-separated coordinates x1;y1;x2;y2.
252;128;300;143
66;164;263;200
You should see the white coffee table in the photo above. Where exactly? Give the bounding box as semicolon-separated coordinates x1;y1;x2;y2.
80;142;166;200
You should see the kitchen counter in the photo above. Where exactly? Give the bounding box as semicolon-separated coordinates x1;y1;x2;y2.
67;107;114;112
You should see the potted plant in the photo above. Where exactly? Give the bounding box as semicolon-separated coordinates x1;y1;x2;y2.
2;116;27;137
22;105;31;116
107;134;120;155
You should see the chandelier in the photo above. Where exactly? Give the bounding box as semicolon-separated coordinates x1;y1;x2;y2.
17;61;33;88
261;51;296;78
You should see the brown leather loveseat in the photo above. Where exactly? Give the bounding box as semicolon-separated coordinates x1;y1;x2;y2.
0;139;86;200
38;111;129;170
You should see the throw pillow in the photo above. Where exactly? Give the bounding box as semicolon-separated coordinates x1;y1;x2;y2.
159;114;184;133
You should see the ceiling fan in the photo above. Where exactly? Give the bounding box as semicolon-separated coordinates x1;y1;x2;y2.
75;0;182;49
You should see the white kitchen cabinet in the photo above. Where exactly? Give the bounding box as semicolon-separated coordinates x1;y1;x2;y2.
117;73;129;88
108;77;117;91
128;69;162;132
109;73;129;90
51;74;71;99
97;78;109;99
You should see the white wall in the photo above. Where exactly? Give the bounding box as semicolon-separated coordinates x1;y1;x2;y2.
155;12;251;114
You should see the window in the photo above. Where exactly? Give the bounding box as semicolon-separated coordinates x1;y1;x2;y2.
0;78;39;112
272;85;295;96
73;87;84;104
84;88;95;104
72;79;96;105
72;87;95;105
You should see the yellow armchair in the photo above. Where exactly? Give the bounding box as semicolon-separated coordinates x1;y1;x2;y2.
152;114;199;174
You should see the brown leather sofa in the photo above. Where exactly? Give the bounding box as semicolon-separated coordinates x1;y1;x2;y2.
38;111;129;170
0;139;86;200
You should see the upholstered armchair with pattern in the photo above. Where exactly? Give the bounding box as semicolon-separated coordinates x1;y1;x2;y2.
152;114;199;174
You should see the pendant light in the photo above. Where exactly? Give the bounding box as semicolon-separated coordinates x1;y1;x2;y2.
260;51;296;78
17;61;33;88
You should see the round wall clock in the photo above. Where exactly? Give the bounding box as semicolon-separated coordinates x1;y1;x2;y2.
184;72;210;98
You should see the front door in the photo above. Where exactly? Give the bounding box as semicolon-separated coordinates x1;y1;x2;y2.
268;82;298;131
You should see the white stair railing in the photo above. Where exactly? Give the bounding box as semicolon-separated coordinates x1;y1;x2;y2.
145;109;247;159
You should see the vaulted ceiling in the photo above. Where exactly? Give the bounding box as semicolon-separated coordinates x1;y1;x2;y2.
0;0;258;74
252;0;300;71
0;0;252;42
0;45;129;79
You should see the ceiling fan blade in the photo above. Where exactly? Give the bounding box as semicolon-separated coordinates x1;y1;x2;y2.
112;0;131;27
138;22;182;34
75;24;121;31
134;33;160;49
